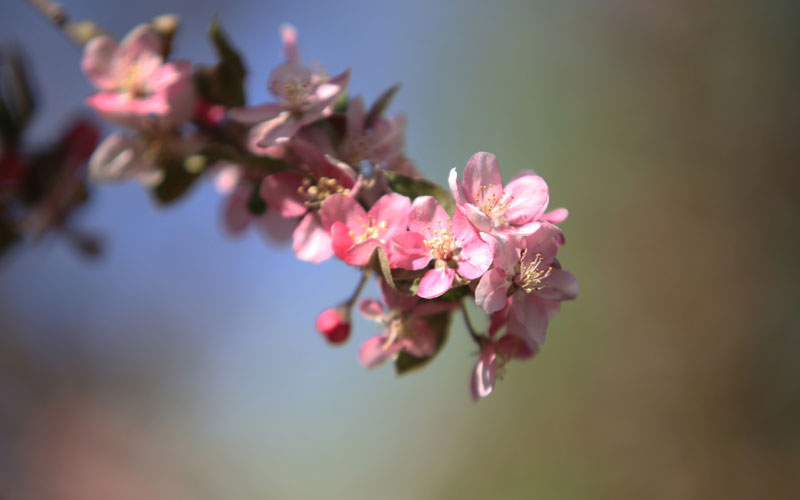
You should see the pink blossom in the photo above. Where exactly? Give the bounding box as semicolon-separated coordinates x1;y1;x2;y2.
88;133;164;186
470;331;537;401
320;192;410;266
335;95;406;168
449;152;568;235
389;196;493;299
217;165;294;244
357;281;459;368
229;24;350;150
259;139;358;262
82;25;195;129
316;306;351;344
474;223;579;348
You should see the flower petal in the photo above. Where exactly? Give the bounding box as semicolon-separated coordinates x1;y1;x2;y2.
408;196;449;235
344;239;380;266
475;268;510;314
507;293;549;347
319;193;365;231
471;345;497;401
260;171;307;218
448;167;467;205
537;269;579;301
502;174;549;225
279;23;300;63
388;232;431;270
358;333;402;368
541;207;569;224
81;35;117;90
463;152;503;205
254;209;296;244
369;193;410;238
358;298;385;321
417;267;456;299
292;212;332;263
330;221;355;261
346;95;366;138
229;102;284;125
523;222;565;264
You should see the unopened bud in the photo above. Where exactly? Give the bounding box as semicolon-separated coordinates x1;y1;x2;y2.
151;14;180;38
316;306;350;344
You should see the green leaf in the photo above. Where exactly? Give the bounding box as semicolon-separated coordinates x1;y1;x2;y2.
364;84;400;129
383;170;455;215
437;285;471;302
201;17;247;107
394;311;454;375
369;246;396;290
0;48;37;143
247;180;267;215
334;90;349;114
152;160;200;205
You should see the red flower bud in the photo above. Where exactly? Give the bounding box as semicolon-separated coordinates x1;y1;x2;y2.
316;306;350;344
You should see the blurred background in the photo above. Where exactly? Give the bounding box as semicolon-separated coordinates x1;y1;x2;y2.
1;0;799;498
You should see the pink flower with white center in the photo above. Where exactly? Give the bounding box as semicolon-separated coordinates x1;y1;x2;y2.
216;165;294;244
358;280;459;368
389;196;493;299
475;223;579;348
449;152;568;236
82;25;195;129
320;192;410;267
229;24;350;150
259;139;358;263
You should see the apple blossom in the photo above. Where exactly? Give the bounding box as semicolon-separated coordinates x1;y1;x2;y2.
389;196;493;299
82;24;195;129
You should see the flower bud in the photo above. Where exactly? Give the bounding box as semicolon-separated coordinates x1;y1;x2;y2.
316;306;350;344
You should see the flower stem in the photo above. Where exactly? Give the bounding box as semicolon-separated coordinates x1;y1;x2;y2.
25;0;104;47
461;300;483;346
344;269;371;309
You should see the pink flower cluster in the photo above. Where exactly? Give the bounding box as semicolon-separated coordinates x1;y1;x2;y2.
78;20;578;400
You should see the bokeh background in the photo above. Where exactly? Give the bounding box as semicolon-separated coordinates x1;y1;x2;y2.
2;0;799;498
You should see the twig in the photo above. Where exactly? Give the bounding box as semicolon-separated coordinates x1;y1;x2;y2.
25;0;104;47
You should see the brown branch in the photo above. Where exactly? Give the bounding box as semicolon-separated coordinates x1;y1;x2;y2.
25;0;104;47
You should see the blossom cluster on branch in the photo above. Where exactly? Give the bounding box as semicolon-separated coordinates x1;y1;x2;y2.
7;12;579;400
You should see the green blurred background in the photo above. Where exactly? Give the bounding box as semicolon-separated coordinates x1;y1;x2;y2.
1;0;799;498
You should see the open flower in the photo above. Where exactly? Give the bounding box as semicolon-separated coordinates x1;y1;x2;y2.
82;25;195;129
229;24;349;150
335;95;406;168
389;196;493;299
449;152;567;236
358;280;459;368
216;165;294;244
320;192;410;266
259;138;357;262
474;223;579;348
